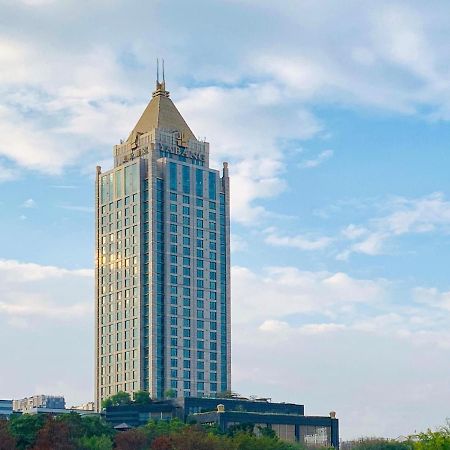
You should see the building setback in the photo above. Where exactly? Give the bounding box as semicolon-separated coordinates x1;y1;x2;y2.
95;78;231;410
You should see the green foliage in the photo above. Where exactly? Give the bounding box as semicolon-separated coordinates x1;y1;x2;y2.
231;431;303;450
414;422;450;450
77;416;114;438
77;434;113;450
162;426;230;450
55;413;114;441
101;398;113;409
258;426;278;440
0;419;17;450
227;422;255;437
10;411;450;450
33;416;75;450
8;412;114;450
164;389;177;399
101;391;131;409
343;438;413;450
9;413;46;449
57;412;84;439
143;418;187;441
200;422;224;435
216;390;241;399
133;390;151;405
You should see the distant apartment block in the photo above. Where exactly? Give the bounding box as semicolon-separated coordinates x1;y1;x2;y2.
13;395;65;412
71;402;95;411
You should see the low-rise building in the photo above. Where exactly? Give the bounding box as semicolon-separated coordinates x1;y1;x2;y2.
71;402;95;411
103;397;339;448
13;395;65;412
190;406;339;448
104;401;177;427
0;400;13;418
20;407;98;417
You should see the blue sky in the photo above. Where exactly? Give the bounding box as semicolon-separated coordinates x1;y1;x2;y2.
1;0;450;440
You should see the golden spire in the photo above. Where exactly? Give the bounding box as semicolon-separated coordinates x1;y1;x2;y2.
126;60;196;143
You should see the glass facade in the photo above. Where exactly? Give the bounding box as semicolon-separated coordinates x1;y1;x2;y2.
95;86;231;409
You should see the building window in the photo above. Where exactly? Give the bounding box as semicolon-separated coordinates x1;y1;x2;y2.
169;162;177;191
195;169;203;197
182;165;190;194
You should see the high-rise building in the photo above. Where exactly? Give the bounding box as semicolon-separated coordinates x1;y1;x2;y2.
95;78;231;410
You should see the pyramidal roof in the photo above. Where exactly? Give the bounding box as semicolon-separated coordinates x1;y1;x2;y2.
126;81;196;144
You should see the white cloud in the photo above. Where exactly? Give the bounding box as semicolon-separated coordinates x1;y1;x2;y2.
413;287;450;312
0;259;91;281
264;227;333;251
233;319;450;440
0;259;92;321
259;319;289;332
178;85;321;222
298;150;334;169
0;258;94;404
21;198;36;208
231;261;450;439
341;224;368;240
232;265;384;324
343;193;450;257
233;263;450;349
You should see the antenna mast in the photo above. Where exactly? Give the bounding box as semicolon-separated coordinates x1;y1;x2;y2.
156;58;159;83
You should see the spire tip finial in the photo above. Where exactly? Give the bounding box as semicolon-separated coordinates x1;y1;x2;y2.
153;58;169;97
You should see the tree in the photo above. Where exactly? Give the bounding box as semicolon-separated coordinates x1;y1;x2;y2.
414;422;450;450
57;412;84;439
151;435;174;450
169;427;231;450
143;418;186;442
9;413;46;450
164;389;176;399
101;398;113;409
133;391;151;405
228;423;255;437
114;428;149;450
101;391;131;409
33;416;75;450
77;435;113;450
343;438;413;450
258;426;277;440
78;416;114;438
231;432;303;450
0;419;17;450
216;391;241;399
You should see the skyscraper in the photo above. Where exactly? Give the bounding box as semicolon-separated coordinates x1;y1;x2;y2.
95;77;231;410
